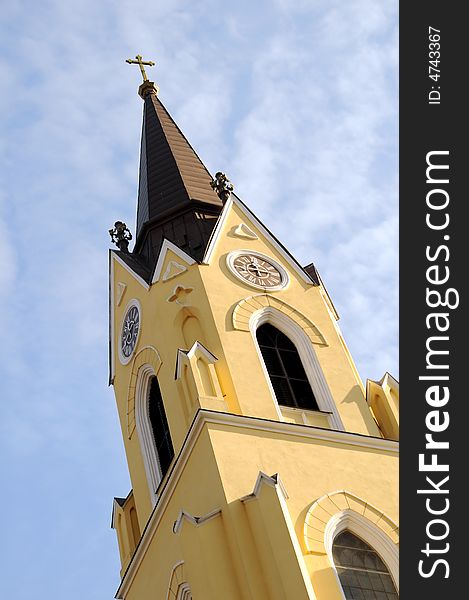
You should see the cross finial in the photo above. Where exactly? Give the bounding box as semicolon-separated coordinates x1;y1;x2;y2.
126;54;155;82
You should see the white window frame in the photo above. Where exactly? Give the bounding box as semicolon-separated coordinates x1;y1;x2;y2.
135;364;164;506
325;509;399;596
250;307;344;430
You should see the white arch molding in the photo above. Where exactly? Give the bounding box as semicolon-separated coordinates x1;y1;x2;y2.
325;510;399;596
249;306;345;430
166;561;192;600
176;583;192;600
135;363;163;506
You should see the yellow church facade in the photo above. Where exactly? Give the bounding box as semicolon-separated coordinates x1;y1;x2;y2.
108;66;399;600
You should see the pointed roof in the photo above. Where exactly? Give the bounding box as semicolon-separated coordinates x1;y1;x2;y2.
135;89;223;242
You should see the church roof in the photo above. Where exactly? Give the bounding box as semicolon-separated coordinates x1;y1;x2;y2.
113;249;152;284
134;88;223;252
111;79;323;290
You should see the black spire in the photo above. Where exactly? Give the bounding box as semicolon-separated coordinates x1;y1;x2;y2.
133;86;223;265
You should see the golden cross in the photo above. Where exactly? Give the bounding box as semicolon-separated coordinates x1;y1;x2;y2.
125;54;155;82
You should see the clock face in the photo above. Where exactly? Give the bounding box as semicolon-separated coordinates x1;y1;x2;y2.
121;304;140;361
228;252;288;290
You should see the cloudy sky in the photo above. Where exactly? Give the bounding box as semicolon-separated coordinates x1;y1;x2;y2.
0;1;397;598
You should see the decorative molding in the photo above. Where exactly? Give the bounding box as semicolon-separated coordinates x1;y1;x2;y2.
167;285;194;305
366;372;400;441
202;412;398;454
109;252;116;385
247;304;344;430
202;196;234;263
152;239;196;284
117;282;127;306
127;346;162;439
115;409;398;599
177;583;192;600
111;497;124;531
233;294;327;345
304;492;399;596
175;342;218;380
112;252;150;290
166;561;193;599
128;348;164;506
304;490;399;554
126;346;162;438
324;507;399;593
280;405;332;426
163;260;188;282
240;472;289;503
172;508;222;534
241;470;317;599
233;223;258;240
203;196;314;287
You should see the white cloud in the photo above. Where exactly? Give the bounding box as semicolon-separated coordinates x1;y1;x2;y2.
0;1;398;598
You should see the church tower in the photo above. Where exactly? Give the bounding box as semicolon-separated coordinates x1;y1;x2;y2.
109;59;399;600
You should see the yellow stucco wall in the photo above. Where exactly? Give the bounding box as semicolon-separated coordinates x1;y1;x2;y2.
114;415;398;600
110;198;398;599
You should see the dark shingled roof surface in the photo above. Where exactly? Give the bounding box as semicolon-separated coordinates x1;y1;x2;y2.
129;91;224;268
136;92;223;239
114;249;152;284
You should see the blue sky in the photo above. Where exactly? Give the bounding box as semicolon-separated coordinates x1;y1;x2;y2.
0;1;397;598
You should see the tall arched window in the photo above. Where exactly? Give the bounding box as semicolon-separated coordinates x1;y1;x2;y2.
148;376;174;481
256;323;319;411
332;530;398;599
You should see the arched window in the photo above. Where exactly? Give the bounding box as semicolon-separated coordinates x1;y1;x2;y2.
256;323;319;411
332;530;398;599
148;376;174;480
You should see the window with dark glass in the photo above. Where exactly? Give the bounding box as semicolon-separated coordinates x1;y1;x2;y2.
148;377;174;480
256;323;318;410
332;530;398;600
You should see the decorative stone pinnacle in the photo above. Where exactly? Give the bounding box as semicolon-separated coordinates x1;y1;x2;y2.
109;221;132;252
210;172;234;203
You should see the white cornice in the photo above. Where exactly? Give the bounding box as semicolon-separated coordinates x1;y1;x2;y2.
240;472;289;503
115;410;398;598
152;239;196;284
201;412;399;454
172;508;222;534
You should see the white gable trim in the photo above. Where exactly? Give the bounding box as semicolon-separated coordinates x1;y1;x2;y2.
175;342;218;380
112;252;150;291
203;196;314;286
152;239;196;284
202;196;234;263
110;252;116;384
